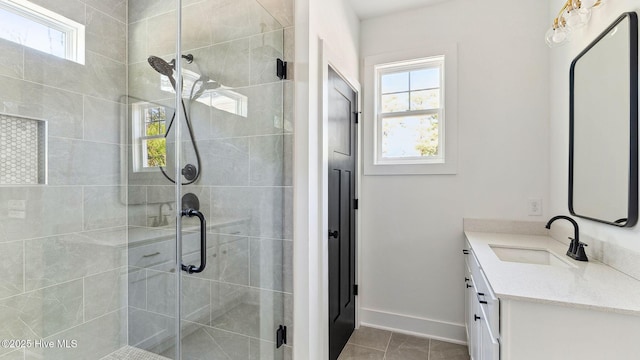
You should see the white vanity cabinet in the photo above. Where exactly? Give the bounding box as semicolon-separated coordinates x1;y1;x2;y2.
464;246;499;360
464;231;640;360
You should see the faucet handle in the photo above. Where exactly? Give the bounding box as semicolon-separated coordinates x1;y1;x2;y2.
574;242;589;262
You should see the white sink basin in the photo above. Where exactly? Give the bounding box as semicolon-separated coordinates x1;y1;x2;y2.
489;245;574;268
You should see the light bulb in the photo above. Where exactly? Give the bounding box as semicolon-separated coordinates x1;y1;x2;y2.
553;30;567;42
545;26;571;47
564;7;591;29
564;10;581;28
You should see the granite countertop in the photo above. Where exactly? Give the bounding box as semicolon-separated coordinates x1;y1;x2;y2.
465;231;640;315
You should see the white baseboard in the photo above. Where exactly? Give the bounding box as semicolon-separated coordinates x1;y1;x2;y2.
360;307;467;345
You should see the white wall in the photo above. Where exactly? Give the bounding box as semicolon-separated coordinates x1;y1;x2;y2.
293;0;360;358
549;0;640;273
359;0;550;342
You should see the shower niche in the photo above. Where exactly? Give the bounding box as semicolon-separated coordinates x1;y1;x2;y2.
0;114;47;185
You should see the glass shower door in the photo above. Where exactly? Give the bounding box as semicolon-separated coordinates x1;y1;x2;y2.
175;0;290;358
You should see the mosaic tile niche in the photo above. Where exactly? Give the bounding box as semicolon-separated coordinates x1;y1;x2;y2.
0;113;47;185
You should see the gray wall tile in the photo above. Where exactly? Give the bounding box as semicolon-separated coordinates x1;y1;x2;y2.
84;186;127;230
146;12;177;58
86;7;127;63
24;50;126;103
210;282;286;340
84;96;125;145
128;20;149;64
146;269;176;316
26;309;126;360
84;268;127;320
85;0;127;23
209;0;281;44
249;30;283;86
249;82;285;136
128;307;176;348
0;280;83;340
0;75;84;139
249;135;290;186
90;198;126;234
0;186;83;242
190;39;251;89
198;138;250;186
28;0;86;24
0;349;23;360
256;0;294;27
48;138;121;185
128;0;175;24
182;277;211;325
182;3;214;52
180;325;250;360
128;267;147;309
250;238;292;292
25;232;125;290
0;241;24;299
0;40;23;79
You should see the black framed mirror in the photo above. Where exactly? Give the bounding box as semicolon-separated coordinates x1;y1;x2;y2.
569;12;639;227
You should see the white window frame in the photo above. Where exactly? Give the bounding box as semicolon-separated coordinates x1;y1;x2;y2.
375;57;445;165
132;102;170;173
364;44;458;175
0;0;85;64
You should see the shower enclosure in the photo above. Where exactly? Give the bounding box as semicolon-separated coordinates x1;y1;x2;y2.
0;0;292;359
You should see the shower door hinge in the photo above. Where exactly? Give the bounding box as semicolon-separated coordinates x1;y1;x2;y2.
354;284;359;296
277;58;287;80
354;199;359;210
276;325;287;348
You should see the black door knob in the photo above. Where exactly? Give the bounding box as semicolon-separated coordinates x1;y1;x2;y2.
474;315;481;321
329;230;339;238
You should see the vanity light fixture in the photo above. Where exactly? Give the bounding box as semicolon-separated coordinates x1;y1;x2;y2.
546;0;606;47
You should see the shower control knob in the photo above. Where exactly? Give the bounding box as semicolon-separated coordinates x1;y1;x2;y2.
181;164;198;181
329;230;339;239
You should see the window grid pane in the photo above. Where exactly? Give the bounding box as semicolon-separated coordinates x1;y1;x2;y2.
376;57;445;163
380;66;442;115
381;114;439;159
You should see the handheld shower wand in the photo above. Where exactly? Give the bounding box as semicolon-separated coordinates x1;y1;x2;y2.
146;54;202;185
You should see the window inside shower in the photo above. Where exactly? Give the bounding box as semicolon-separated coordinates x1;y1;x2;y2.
132;102;170;172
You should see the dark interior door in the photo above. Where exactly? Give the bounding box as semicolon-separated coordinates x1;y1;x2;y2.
328;66;357;360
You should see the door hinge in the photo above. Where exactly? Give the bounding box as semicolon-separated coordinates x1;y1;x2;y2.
354;112;359;124
354;284;359;296
354;199;359;210
276;325;287;348
276;58;287;80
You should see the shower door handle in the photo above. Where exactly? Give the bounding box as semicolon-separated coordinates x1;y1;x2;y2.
181;208;207;274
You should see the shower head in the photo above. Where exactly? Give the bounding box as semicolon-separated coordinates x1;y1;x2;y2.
148;56;176;89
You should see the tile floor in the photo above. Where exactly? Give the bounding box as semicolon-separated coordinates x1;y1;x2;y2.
338;327;470;360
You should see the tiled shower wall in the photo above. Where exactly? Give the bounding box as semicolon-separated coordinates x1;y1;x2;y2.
126;0;294;359
0;0;128;359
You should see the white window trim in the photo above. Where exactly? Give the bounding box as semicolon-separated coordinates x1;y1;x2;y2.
131;102;170;173
0;0;85;64
375;57;445;165
364;44;458;175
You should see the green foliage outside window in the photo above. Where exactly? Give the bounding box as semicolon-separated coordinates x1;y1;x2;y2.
144;107;167;167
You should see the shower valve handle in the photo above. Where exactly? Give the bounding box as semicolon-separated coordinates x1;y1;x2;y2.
181;208;207;274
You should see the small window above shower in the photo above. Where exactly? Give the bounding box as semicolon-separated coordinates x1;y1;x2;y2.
0;0;85;64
